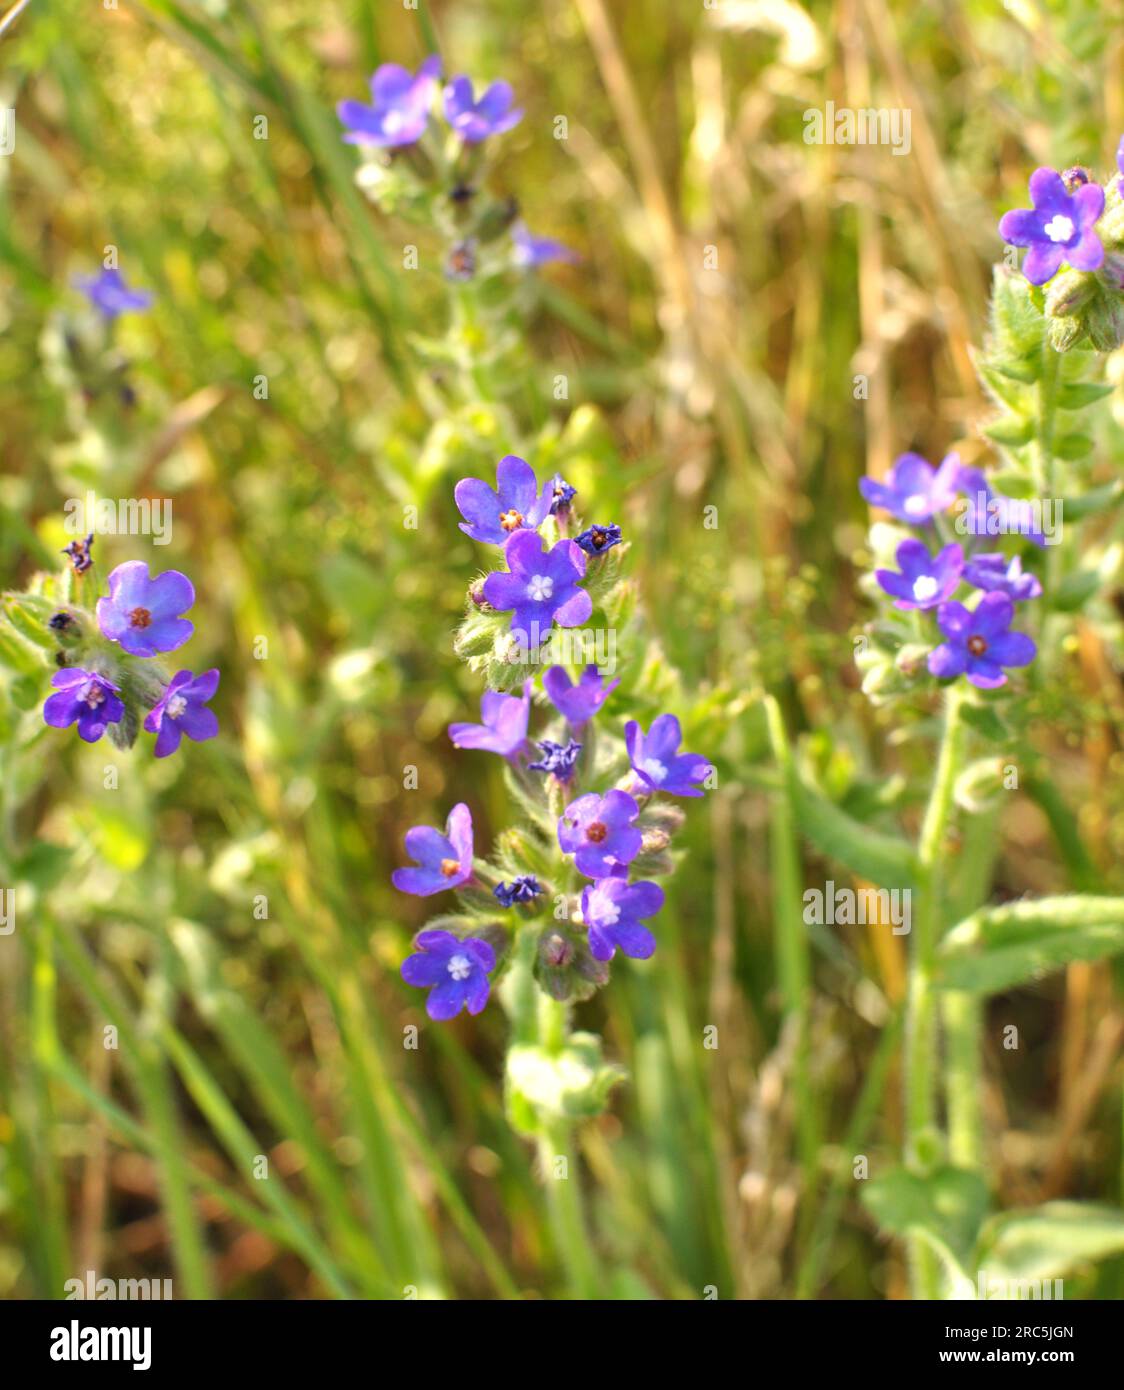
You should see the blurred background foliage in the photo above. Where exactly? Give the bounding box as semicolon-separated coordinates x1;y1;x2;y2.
1;0;1124;1299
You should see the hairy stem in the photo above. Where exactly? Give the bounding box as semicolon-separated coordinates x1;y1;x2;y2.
905;683;966;1296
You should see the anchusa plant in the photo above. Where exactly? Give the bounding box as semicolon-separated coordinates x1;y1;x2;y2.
3;539;218;758
338;55;575;282
824;132;1124;1298
393;454;711;1150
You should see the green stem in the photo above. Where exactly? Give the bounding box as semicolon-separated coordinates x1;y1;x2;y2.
904;683;966;1297
505;926;601;1297
1036;338;1063;664
763;697;819;1222
537;1121;601;1300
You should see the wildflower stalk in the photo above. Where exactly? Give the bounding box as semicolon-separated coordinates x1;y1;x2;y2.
904;682;966;1296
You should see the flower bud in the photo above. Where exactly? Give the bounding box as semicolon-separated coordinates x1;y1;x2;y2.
1044;268;1095;319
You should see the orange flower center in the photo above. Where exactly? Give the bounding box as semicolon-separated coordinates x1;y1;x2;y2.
440;858;461;877
967;635;987;656
585;821;608;844
499;508;524;531
129;606;153;629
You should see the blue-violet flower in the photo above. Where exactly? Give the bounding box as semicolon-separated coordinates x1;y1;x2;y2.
454;454;552;546
859;452;960;523
928;593;1037;689
558;789;642;878
144;669;220;757
443;75;522;143
392;803;474;896
400;929;495;1020
875;539;964;611
998;168;1105;285
96;561;195;657
482;530;592;644
43;670;124;743
625;714;709;798
582;878;665;961
543;664;620;727
337;56;441;147
448;679;531;760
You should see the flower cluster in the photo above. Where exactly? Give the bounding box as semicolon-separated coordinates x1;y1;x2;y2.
999;133;1124;350
394;458;710;1020
41;547;218;756
859;452;1038;691
338;57;576;275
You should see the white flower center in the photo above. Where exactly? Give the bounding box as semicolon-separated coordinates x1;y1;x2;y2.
527;574;554;601
382;108;407;136
640;756;667;783
1043;214;1074;243
447;954;472;981
902;493;929;518
595;899;621;927
166;695;187;719
81;681;105;708
912;575;939;602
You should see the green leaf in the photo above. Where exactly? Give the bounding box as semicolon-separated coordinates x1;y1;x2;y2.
1057;381;1114;409
1061;480;1124;521
959;701;1009;743
3;594;58;651
862;1165;990;1274
974;1202;1124;1284
1053;432;1093;461
1050;567;1103;613
937;895;1124;993
789;772;917;888
983;415;1034;447
505;1033;625;1134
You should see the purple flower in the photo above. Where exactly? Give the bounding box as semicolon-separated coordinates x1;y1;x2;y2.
582;878;665;962
400;930;495;1020
62;533;94;574
448;679;531;760
549;475;577;515
859;452;960;523
337;56;441;147
955;467;1047;548
963;552;1043;602
511;221;579;269
543;664;619;728
43;669;124;743
443;75;522;144
625;715;709;798
575;523;622;555
928;593;1037;689
998;168;1105;285
392;803;474;897
482;530;592;644
558;789;642;879
454;454;553;546
1117;134;1124;179
875;539;964;611
96;561;194;657
143;669;220;757
529;738;582;780
493;875;542;907
75;268;153;320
